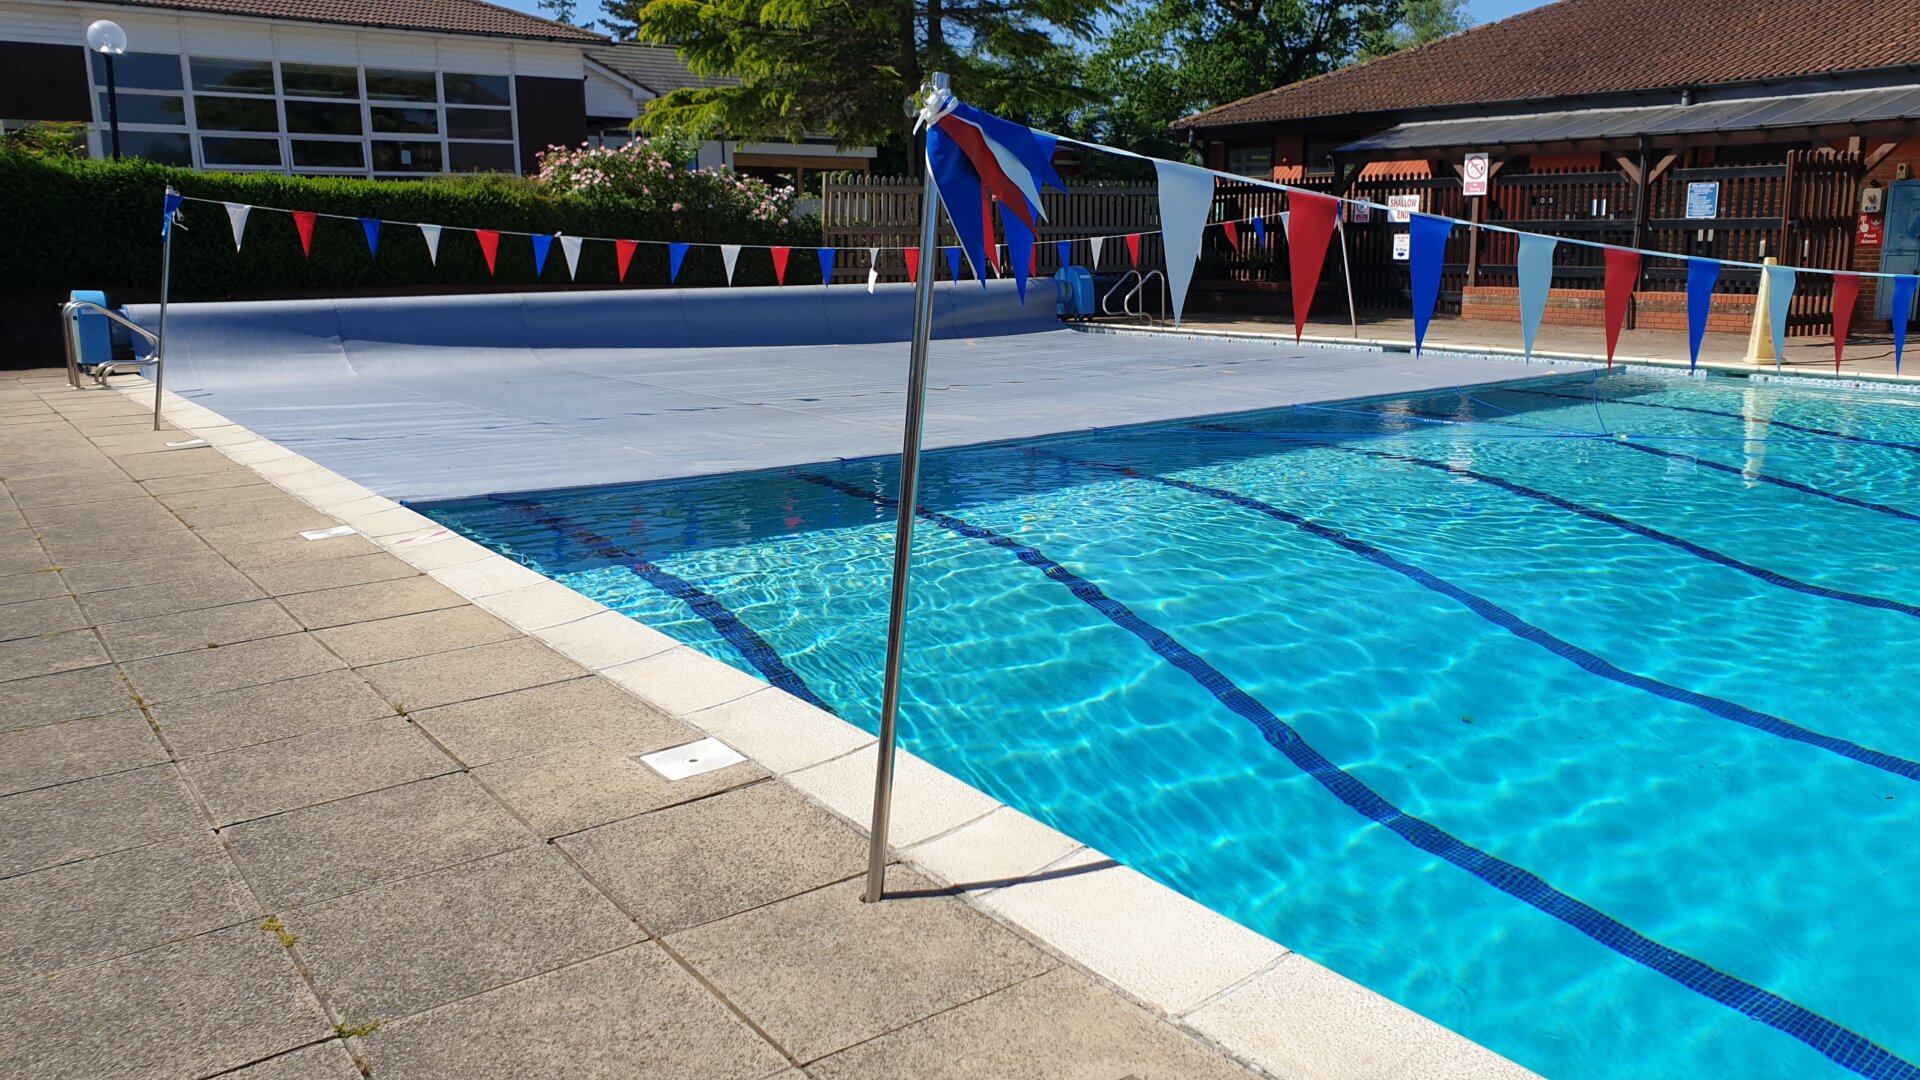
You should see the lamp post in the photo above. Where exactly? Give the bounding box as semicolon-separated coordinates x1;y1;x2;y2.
86;20;127;161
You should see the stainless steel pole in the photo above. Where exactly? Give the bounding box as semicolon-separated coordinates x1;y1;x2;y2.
1337;217;1359;338
864;71;947;904
154;187;175;431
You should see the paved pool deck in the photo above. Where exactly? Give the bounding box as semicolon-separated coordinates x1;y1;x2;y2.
0;366;1539;1080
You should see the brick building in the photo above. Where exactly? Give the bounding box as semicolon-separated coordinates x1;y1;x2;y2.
1173;0;1920;335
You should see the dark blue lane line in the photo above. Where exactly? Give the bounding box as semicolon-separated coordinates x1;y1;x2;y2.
505;501;835;714
791;469;1919;1080
1608;440;1920;525
1503;386;1920;456
1047;455;1920;787
1313;444;1920;622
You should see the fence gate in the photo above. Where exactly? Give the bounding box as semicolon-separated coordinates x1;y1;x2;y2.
1782;148;1863;336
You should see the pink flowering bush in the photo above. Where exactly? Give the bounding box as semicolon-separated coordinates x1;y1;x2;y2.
533;138;802;228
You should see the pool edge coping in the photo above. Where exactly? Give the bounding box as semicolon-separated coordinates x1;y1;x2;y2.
111;375;1543;1080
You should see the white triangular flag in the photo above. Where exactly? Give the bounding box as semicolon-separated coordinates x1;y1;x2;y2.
1280;211;1292;241
720;244;741;285
867;247;880;293
224;203;250;251
1090;236;1104;267
559;234;583;279
419;223;441;265
1152;160;1216;327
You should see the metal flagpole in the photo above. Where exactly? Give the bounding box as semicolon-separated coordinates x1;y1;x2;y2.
864;71;948;904
154;186;176;431
1337;217;1359;338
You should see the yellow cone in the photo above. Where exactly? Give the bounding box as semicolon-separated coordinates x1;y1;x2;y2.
1743;256;1779;365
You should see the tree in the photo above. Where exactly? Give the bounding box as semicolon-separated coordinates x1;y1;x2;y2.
603;0;1113;149
1067;0;1413;167
1361;0;1471;60
538;0;587;26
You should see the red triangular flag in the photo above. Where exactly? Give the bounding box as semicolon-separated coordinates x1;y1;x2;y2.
1223;221;1240;252
1028;244;1038;277
1832;273;1861;373
1286;192;1341;341
1126;233;1142;267
770;246;790;286
615;239;638;282
1603;248;1641;368
904;247;919;283
475;229;499;276
291;211;316;257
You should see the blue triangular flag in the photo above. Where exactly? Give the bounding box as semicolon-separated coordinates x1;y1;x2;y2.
669;242;689;284
531;233;553;276
1252;216;1267;248
926;128;989;284
945;246;962;282
1409;214;1454;355
1516;234;1556;361
817;247;836;286
160;191;184;237
1892;276;1917;375
1766;265;1797;370
1685;258;1722;373
1056;239;1070;269
1003;206;1036;304
359;217;381;258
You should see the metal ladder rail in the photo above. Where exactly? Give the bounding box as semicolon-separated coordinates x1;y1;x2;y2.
1123;270;1167;324
1100;270;1142;317
61;300;165;430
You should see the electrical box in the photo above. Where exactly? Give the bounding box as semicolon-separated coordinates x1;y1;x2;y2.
1861;183;1884;214
1874;180;1920;320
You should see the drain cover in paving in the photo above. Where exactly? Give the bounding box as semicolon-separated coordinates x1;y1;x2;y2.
634;737;746;780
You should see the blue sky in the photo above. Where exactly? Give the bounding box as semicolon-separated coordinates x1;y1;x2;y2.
495;0;1554;33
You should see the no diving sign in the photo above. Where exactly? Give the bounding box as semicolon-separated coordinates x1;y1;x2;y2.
1463;153;1490;197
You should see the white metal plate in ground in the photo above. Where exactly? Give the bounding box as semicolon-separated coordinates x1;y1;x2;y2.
636;737;746;780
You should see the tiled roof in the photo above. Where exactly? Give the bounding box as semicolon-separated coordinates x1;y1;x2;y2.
586;43;738;96
85;0;606;43
1174;0;1920;130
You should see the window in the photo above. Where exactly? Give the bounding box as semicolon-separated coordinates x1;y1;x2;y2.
89;54;518;177
1300;138;1340;176
1226;145;1273;178
190;58;273;95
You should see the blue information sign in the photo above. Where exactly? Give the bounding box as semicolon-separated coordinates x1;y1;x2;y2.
1686;181;1720;220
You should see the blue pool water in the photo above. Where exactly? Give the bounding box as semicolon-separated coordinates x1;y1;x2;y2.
424;369;1920;1080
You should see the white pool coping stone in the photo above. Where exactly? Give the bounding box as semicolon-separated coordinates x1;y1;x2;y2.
113;375;1541;1080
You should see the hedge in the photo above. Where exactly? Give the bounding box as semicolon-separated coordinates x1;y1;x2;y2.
0;151;825;299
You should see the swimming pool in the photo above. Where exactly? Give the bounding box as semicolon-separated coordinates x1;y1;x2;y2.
424;368;1920;1080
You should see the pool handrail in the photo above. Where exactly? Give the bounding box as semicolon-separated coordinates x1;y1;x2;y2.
60;299;164;431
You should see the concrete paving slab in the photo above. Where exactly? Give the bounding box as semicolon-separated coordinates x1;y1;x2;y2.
192;512;347;550
0;836;256;986
17;496;177;531
120;632;345;702
521;609;679;670
0;664;133;732
560;781;868;935
904;806;1085;892
0;922;329;1080
246;551;418;596
0;630;112;684
807;966;1255;1080
667;869;1055;1063
150;481;289;512
471;580;608;632
475;735;766;838
276;576;466;631
411;676;690;768
219;532;382;571
148;668;395;757
0;596;88;643
0;544;54;578
172;496;327;532
0;570;70;608
180;716;456;826
0;711;164;796
56;550;232;594
603;645;770;717
74;565;266;624
286;845;642;1021
683;688;876;775
788;745;1001;850
219;1040;363;1079
225;774;533;911
358;637;588;712
1183;953;1542;1080
312;605;518;668
0;765;205;879
113;447;241;481
96;598;302;661
139;468;271;496
357;944;788;1080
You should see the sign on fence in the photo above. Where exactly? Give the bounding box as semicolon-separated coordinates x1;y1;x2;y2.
1387;194;1421;223
1686;181;1720;220
1463;153;1490;197
1393;233;1411;261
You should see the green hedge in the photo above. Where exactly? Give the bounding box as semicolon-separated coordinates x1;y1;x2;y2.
0;152;824;298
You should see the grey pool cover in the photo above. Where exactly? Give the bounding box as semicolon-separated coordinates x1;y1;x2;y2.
129;281;1529;503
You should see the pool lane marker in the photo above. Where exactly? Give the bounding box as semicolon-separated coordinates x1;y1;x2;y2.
792;469;1920;1080
1505;385;1920;456
1318;443;1920;623
1608;439;1920;525
505;503;836;715
1054;456;1920;787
